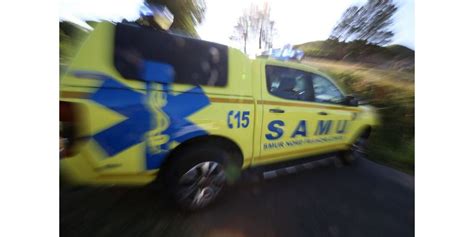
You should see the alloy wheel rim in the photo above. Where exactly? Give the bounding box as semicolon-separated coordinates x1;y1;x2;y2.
177;161;226;209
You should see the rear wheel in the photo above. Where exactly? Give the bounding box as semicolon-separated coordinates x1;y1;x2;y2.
176;161;226;209
163;144;240;210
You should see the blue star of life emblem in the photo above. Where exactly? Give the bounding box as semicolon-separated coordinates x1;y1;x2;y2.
73;64;210;169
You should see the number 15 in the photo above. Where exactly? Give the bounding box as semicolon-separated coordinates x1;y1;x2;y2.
227;110;250;128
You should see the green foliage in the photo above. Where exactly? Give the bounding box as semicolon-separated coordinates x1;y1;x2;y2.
320;66;414;174
296;39;414;72
146;0;206;37
330;0;397;45
60;21;94;74
387;45;415;60
61;0;207;73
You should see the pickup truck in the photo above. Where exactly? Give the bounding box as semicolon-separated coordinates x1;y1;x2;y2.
60;22;379;210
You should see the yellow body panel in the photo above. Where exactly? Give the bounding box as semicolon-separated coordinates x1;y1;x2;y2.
60;22;379;185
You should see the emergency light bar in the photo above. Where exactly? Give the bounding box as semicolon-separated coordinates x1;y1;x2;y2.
260;44;304;62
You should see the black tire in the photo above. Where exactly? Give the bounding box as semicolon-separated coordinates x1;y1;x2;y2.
162;144;241;210
341;136;369;165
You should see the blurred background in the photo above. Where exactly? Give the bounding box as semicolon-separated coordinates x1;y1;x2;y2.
60;0;414;174
59;1;414;236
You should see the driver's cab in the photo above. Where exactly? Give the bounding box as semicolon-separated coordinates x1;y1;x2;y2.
268;68;314;102
265;61;345;104
255;59;360;165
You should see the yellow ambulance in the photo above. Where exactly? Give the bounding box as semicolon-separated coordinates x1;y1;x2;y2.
60;21;379;209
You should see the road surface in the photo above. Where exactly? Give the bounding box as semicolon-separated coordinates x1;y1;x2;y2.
60;157;414;237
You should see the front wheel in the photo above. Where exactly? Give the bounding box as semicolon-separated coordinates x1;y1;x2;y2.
341;136;368;165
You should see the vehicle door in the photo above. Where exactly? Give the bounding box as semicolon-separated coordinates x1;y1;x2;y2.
309;72;355;149
257;65;318;164
257;64;355;165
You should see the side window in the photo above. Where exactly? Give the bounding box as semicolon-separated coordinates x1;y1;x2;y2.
311;74;344;104
265;65;314;102
114;23;228;87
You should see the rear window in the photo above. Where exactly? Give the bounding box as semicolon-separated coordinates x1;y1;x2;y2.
114;23;228;87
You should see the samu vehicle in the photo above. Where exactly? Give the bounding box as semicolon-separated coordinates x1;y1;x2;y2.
60;21;379;210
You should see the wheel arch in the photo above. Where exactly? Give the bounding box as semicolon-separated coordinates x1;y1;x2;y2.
158;135;244;176
350;125;372;143
360;126;372;138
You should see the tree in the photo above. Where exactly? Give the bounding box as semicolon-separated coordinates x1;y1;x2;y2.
249;2;273;50
329;6;360;42
330;0;397;45
230;2;276;54
60;21;93;73
230;10;251;53
146;0;206;37
263;20;276;49
60;0;206;74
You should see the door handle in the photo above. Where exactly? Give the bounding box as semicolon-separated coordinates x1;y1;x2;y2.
318;111;328;116
269;108;285;113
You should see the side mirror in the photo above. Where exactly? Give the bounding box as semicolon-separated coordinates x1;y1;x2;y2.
142;61;175;84
343;95;359;107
